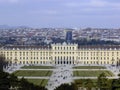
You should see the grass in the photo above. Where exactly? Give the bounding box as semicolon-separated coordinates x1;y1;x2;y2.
74;79;113;87
27;79;48;86
21;66;54;69
14;70;52;76
75;79;97;86
73;66;106;69
73;70;114;77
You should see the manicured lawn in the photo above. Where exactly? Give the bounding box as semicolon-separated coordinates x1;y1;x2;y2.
21;66;54;69
73;66;106;69
27;79;48;86
75;79;97;86
14;70;52;76
73;70;114;77
75;79;113;87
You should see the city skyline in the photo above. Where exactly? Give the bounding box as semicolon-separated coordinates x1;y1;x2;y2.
0;0;120;28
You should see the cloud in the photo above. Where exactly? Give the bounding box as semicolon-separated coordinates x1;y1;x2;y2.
63;0;107;8
0;0;19;3
29;10;58;15
90;0;120;8
64;2;80;7
90;0;107;7
64;0;120;9
9;0;18;3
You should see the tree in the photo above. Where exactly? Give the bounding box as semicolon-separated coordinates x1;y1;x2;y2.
19;78;33;90
111;79;120;90
0;70;48;90
84;79;94;90
0;54;8;71
75;79;84;88
97;73;109;90
19;78;47;90
54;83;77;90
118;73;120;79
0;70;10;90
9;74;19;89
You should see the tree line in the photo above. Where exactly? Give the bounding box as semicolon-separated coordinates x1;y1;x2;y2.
51;38;120;45
0;55;47;90
0;70;47;90
54;73;120;90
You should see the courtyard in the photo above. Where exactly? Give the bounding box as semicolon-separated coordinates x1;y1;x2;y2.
5;64;119;90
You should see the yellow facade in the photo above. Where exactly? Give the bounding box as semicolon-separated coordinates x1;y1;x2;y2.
0;42;120;65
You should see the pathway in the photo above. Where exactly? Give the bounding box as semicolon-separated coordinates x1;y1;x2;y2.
46;65;73;90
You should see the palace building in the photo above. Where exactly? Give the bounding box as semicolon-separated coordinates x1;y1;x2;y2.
0;42;120;65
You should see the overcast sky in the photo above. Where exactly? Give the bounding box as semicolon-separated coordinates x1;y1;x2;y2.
0;0;120;28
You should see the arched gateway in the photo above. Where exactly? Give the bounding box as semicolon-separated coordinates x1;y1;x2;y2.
55;60;74;65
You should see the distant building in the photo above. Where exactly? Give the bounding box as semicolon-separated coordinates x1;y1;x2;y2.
66;30;72;42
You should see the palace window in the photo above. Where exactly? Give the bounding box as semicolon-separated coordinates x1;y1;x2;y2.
23;52;25;56
81;57;83;60
104;57;106;60
26;52;28;56
112;52;114;56
117;52;119;56
72;57;74;60
10;52;12;56
73;47;74;50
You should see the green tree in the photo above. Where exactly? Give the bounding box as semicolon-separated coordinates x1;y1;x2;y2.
84;79;94;90
112;79;120;90
54;83;77;90
97;73;109;90
0;54;8;71
19;78;32;90
118;73;120;79
18;77;47;90
111;74;120;90
9;74;19;89
0;70;10;90
75;79;84;88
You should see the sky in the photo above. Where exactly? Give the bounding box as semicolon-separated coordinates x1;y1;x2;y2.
0;0;120;28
